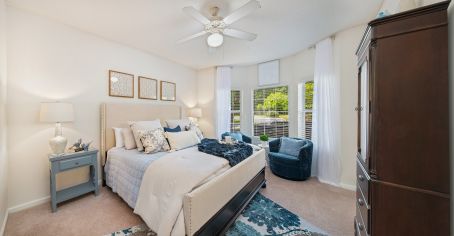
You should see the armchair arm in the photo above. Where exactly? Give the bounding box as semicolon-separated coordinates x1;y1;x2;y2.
241;134;252;144
298;140;313;161
221;132;229;140
268;139;280;153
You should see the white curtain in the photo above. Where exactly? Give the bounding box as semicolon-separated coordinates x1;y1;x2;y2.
312;38;342;186
215;66;232;139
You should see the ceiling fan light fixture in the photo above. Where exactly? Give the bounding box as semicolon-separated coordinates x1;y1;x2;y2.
207;33;223;48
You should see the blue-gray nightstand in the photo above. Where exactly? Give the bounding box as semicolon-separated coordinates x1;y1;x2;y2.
49;149;99;212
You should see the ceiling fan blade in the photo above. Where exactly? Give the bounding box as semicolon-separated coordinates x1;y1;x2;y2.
177;31;207;44
222;0;261;25
223;28;257;41
183;6;211;25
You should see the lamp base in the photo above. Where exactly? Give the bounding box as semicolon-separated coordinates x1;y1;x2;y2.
49;135;67;154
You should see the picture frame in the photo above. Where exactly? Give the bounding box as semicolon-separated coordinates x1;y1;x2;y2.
160;81;176;101
109;70;134;98
138;76;158;100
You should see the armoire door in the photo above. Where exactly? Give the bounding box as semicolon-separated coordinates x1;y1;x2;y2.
357;57;370;170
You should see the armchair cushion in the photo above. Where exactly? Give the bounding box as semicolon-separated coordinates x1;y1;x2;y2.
279;137;305;157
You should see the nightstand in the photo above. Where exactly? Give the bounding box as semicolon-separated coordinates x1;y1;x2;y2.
49;149;99;212
258;143;269;165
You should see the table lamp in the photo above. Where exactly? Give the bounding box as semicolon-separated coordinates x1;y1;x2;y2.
188;107;202;123
40;102;74;154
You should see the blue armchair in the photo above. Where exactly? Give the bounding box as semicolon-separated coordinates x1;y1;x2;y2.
221;132;252;144
268;138;313;181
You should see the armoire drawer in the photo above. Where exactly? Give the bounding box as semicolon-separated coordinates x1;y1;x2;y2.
356;160;370;203
356;185;369;234
355;216;368;236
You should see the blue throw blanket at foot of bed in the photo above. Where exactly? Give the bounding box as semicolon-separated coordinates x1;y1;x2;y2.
198;138;253;166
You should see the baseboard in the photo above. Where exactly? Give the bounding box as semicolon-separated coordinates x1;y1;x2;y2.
8;196;50;214
7;179;104;214
0;210;9;236
340;183;356;191
317;178;356;191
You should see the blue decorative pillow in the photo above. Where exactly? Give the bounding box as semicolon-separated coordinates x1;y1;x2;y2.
229;132;243;142
279;137;305;157
164;125;181;133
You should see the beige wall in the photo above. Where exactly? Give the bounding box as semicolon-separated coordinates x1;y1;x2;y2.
380;0;418;14
6;7;198;210
334;25;367;189
227;25;365;189
196;68;216;138
0;0;8;233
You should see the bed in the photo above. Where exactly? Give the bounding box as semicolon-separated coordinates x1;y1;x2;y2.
100;103;266;235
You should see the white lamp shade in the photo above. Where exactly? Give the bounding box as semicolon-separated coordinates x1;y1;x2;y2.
40;102;74;123
188;108;202;118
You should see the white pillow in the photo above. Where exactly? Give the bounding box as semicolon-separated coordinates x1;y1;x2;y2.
113;127;125;148
121;128;137;150
186;123;204;140
166;130;200;150
129;120;162;151
166;119;191;129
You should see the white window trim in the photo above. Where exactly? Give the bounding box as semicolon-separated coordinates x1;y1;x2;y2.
251;85;289;138
298;81;314;139
230;89;242;133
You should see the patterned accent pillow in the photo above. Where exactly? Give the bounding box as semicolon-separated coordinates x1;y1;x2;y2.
138;128;170;154
185;123;204;140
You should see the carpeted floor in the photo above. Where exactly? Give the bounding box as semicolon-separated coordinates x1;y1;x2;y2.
5;167;355;236
108;193;328;236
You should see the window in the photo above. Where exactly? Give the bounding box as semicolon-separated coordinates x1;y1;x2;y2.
230;90;241;132
298;81;314;139
253;86;289;138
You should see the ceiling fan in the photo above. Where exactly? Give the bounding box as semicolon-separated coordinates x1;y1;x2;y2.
178;0;261;48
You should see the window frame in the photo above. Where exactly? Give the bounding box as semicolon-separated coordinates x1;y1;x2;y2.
230;89;242;133
252;85;289;138
298;81;314;140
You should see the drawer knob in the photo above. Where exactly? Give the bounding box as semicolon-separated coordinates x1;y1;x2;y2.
358;198;365;206
358;174;365;181
358;223;364;231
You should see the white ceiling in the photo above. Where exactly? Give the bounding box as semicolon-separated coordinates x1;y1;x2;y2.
7;0;383;69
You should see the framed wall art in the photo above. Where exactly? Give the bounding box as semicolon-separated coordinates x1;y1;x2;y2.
109;70;134;98
138;76;158;100
160;81;176;101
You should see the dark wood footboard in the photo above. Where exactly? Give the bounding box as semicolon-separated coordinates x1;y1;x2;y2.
194;168;266;236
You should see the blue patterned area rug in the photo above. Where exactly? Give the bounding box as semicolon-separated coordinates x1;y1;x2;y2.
107;193;327;236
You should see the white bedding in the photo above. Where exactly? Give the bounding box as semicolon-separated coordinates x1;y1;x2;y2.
134;147;230;236
105;147;168;207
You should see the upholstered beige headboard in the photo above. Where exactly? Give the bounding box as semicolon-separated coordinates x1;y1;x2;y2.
100;103;182;164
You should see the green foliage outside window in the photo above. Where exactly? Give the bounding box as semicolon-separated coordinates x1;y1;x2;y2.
305;81;314;110
253;86;289;138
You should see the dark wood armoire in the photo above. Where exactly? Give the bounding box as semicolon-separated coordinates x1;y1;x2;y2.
354;1;451;235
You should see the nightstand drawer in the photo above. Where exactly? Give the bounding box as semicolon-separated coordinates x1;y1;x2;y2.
59;155;92;170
